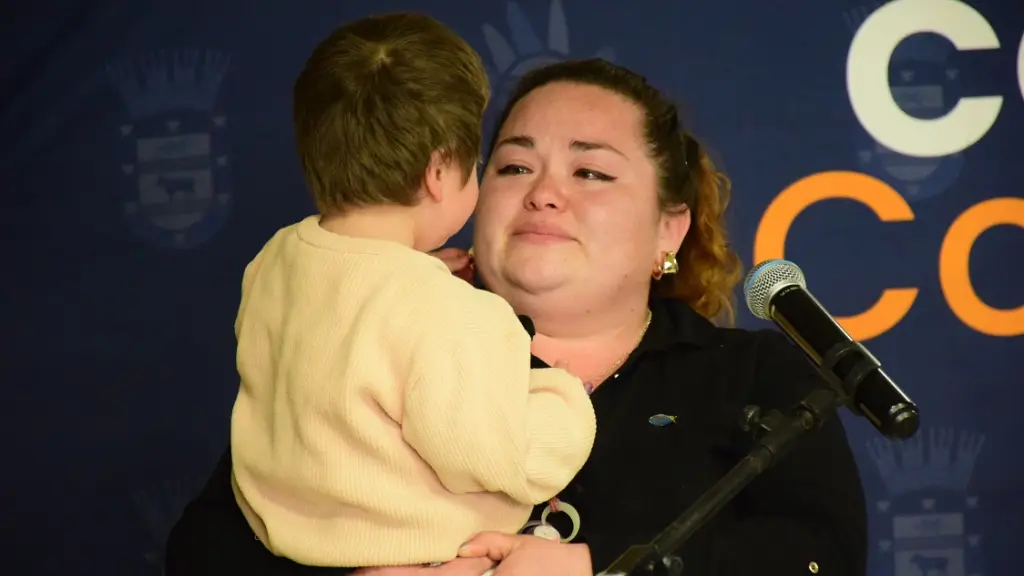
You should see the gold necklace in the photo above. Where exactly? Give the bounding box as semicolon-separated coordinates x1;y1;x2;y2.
584;308;653;391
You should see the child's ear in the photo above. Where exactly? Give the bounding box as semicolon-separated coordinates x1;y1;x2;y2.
422;149;448;203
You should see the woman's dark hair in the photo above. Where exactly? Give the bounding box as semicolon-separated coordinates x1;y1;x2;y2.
489;59;743;325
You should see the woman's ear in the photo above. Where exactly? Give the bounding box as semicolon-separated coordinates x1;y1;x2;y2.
658;205;691;255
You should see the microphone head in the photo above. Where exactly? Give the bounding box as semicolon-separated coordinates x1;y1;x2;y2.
744;259;807;320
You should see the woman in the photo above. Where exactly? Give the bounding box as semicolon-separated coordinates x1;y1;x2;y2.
166;58;868;576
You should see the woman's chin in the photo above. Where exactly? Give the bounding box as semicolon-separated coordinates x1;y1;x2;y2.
503;257;575;293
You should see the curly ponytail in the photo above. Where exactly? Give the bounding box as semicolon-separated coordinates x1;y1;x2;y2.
655;146;743;325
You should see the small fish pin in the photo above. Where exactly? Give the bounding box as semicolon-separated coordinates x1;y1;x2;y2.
648;414;677;427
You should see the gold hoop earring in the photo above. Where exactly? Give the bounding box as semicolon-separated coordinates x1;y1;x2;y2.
652;251;678;280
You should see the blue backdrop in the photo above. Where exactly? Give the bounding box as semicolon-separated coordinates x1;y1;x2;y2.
3;0;1021;574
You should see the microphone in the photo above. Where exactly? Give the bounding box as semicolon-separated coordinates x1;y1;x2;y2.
743;259;920;440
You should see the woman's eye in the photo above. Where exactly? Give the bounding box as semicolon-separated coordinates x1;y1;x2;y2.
496;164;531;176
575;169;615;182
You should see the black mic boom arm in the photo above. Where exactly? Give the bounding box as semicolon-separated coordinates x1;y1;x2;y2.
599;371;852;575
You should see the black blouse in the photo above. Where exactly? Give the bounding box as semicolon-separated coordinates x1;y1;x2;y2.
166;297;868;576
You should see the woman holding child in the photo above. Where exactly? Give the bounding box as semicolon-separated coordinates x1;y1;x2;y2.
166;12;867;576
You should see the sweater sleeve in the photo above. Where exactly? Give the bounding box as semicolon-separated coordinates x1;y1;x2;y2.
708;330;868;576
233;236;274;338
400;286;596;505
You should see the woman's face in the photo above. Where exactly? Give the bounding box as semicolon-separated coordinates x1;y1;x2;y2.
473;82;689;311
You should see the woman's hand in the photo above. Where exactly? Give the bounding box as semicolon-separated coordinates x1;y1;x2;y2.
430;247;474;283
353;556;495;576
458;532;593;575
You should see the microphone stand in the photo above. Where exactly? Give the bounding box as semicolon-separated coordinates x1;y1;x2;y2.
600;372;851;576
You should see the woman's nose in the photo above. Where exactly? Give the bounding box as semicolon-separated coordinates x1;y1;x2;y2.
523;174;566;211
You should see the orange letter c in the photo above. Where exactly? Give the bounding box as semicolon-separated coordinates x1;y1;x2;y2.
753;171;917;341
939;197;1024;337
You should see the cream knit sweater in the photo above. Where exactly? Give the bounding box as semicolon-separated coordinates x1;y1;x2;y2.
230;216;596;567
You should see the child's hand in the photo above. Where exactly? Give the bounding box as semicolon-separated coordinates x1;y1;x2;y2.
431;248;474;283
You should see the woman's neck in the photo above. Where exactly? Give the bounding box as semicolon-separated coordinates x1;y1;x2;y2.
524;292;651;386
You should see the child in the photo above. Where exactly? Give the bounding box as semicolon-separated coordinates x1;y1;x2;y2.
229;12;596;570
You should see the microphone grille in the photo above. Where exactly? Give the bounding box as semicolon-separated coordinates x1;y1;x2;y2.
743;259;807;320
